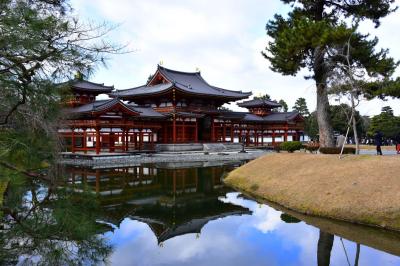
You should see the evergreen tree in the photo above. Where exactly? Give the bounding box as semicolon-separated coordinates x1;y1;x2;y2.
278;99;288;112
306;104;370;140
368;106;400;138
329;104;366;137
0;0;124;174
381;105;394;115
292;97;310;117
254;94;271;100
263;0;398;147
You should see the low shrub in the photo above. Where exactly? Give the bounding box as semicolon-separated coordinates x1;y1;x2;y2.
319;147;356;154
304;143;319;153
280;141;304;153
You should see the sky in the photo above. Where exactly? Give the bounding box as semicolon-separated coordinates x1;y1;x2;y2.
104;192;399;265
70;0;400;116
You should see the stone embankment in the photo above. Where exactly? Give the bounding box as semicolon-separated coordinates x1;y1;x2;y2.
59;150;267;168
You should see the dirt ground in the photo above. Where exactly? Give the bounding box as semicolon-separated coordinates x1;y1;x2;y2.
346;144;396;151
225;153;400;231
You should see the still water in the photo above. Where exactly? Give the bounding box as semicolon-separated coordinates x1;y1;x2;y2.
2;161;400;265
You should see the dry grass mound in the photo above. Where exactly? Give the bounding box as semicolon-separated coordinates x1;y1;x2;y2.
225;153;400;231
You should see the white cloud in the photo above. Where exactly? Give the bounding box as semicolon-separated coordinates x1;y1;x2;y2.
70;0;400;116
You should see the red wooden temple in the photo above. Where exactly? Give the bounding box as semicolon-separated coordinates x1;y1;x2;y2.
59;65;304;154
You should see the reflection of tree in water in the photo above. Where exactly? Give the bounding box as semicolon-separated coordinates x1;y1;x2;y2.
0;173;111;265
317;230;334;266
280;213;301;223
317;230;361;266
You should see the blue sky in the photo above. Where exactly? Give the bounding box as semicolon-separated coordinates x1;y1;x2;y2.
70;0;400;116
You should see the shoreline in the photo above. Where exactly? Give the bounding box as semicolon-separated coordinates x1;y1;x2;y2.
224;153;400;232
233;189;400;256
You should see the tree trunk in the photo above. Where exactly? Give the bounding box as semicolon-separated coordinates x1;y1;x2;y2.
350;93;360;154
316;83;335;147
317;230;334;266
314;46;335;148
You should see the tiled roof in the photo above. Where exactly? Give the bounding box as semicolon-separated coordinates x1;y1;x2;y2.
65;99;164;118
217;110;301;123
262;111;301;122
165;112;205;118
110;65;252;100
129;106;165;118
59;79;114;93
66;99;120;114
237;98;282;108
109;83;173;97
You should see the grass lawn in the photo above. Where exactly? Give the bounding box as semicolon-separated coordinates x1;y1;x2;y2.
225;153;400;231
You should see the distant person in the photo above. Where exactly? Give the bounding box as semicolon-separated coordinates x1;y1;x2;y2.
374;131;383;156
395;133;400;154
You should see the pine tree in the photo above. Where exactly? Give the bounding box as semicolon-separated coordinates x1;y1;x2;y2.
263;0;398;147
0;0;125;175
278;99;288;112
254;94;271;100
292;98;310;117
368;106;400;139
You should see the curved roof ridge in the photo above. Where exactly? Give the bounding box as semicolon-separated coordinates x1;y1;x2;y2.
212;85;251;95
119;83;172;92
238;98;282;108
193;71;251;95
93;98;119;111
158;65;200;75
72;79;114;89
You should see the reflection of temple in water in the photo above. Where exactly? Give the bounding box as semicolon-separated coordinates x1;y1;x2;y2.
64;162;251;243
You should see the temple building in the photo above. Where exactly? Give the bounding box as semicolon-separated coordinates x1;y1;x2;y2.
59;65;304;154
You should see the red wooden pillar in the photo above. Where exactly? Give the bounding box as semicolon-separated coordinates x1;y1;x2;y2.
139;130;143;150
211;117;215;142
173;115;177;143
121;130;125;152
83;128;87;154
223;123;226;142
230;123;234;142
182;119;186;142
195;119;198;142
95;127;100;154
284;125;288;142
261;129;264;146
71;128;75;153
134;132;137;150
246;130;249;146
150;131;154;150
109;132;113;153
125;129;129;151
272;131;276;146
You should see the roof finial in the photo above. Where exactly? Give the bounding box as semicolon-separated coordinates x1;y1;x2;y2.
159;60;164;66
196;67;200;72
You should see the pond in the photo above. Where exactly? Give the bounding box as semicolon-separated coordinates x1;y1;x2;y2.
2;161;400;265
